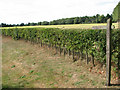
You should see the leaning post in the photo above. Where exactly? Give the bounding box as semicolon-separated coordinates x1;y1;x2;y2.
106;18;112;86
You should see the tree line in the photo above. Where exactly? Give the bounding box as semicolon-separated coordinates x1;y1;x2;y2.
0;14;114;27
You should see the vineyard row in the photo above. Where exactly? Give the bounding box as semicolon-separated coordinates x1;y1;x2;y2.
2;28;120;66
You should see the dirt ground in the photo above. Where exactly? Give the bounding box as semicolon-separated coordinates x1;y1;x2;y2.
2;36;120;88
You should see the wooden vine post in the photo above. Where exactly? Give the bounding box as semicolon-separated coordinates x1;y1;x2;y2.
106;18;112;86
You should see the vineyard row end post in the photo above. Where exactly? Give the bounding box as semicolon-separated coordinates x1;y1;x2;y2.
106;18;112;86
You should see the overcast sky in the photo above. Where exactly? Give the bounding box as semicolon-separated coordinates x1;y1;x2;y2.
0;0;119;24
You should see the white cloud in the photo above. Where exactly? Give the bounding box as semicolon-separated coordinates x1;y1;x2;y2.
0;0;119;24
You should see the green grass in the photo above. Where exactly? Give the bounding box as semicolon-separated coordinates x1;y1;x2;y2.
0;23;118;29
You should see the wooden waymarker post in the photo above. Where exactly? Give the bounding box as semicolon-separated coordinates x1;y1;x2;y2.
106;18;112;86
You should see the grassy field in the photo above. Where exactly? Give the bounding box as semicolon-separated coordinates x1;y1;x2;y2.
2;36;120;88
0;23;118;29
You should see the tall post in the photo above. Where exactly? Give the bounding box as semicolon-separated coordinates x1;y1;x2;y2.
106;18;112;86
0;25;2;89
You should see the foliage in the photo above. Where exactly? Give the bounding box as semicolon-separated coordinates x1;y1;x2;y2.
2;28;119;65
41;21;49;25
112;2;120;21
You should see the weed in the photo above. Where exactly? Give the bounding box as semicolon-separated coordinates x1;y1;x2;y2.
73;81;81;85
29;70;34;74
20;75;26;79
11;65;15;68
68;74;73;78
33;63;36;65
61;70;64;74
91;80;97;86
102;81;105;85
79;75;85;79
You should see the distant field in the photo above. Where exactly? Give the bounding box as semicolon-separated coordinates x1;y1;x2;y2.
0;23;118;29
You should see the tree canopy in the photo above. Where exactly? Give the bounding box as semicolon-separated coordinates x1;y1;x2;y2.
112;2;120;21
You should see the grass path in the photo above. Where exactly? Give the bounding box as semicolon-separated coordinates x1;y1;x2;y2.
2;36;119;88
